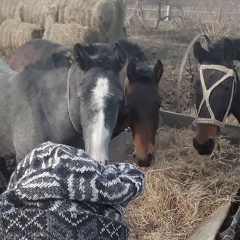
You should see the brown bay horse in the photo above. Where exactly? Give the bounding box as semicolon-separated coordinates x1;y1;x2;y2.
9;39;163;167
192;37;240;155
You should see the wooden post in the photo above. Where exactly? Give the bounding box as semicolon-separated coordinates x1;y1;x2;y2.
166;5;171;21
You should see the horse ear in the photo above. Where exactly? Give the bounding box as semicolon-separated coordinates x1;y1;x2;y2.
153;60;163;84
200;35;211;51
127;59;137;84
72;43;91;71
223;38;234;63
193;41;210;64
113;42;126;72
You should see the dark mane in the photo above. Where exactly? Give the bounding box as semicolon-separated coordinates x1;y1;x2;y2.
117;39;148;62
25;50;71;71
207;38;240;64
135;61;154;83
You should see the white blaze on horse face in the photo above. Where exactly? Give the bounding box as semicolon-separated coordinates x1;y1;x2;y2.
88;76;110;165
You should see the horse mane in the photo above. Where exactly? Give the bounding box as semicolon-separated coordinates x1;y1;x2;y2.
25;49;71;72
134;61;155;83
207;38;240;64
117;39;148;62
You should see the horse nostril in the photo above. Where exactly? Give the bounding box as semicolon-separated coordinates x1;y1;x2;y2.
206;139;212;147
148;153;153;161
133;154;136;158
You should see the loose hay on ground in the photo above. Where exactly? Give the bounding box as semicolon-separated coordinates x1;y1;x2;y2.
43;23;98;46
124;127;240;240
0;20;43;50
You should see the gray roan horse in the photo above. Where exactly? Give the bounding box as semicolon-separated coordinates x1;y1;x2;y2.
0;42;126;187
9;39;163;167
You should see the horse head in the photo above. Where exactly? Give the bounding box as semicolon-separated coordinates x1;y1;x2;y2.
193;38;239;155
72;42;126;164
124;59;163;167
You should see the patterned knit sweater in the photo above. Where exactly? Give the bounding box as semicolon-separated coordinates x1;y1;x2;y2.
0;142;144;240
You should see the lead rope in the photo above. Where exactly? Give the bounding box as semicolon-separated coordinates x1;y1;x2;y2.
67;65;82;134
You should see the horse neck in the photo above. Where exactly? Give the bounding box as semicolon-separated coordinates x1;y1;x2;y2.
231;77;240;123
112;59;129;137
40;63;82;137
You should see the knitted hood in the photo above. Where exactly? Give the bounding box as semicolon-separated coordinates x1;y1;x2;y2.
0;142;144;240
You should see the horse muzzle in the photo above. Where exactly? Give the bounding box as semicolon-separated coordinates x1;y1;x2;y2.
133;153;154;167
193;138;215;155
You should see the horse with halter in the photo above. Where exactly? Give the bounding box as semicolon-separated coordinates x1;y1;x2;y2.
192;36;240;155
8;39;164;167
0;41;126;191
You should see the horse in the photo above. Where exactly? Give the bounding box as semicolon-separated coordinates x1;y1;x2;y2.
8;39;68;72
124;58;163;166
9;39;163;167
0;41;126;182
192;37;240;155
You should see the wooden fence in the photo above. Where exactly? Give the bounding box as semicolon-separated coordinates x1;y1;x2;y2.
126;4;240;22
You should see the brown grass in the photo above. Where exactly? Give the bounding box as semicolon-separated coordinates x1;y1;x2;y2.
43;23;99;46
124;127;240;239
0;20;43;50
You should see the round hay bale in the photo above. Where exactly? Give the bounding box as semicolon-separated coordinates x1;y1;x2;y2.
43;23;99;46
64;0;126;42
0;0;19;24
16;0;61;28
0;20;44;50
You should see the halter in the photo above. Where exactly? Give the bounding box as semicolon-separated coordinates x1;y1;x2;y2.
65;51;82;134
195;64;236;129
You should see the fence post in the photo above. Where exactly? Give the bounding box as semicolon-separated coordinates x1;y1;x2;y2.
166;5;171;21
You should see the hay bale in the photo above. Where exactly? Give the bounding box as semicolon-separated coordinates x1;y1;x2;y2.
43;23;99;46
63;0;126;42
16;0;61;28
124;127;240;239
0;0;19;24
0;20;44;50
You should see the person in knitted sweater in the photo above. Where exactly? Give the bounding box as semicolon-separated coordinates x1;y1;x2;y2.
0;141;144;240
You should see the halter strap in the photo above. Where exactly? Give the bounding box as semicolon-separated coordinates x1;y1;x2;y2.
195;64;236;129
123;77;129;104
67;64;82;134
